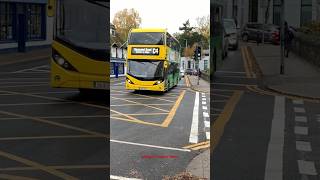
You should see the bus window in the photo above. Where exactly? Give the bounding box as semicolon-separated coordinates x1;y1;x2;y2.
128;32;164;45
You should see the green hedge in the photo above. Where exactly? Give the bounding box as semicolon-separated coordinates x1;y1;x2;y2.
291;32;320;68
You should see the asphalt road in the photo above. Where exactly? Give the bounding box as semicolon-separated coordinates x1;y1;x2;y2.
0;58;108;180
110;77;210;179
212;43;320;180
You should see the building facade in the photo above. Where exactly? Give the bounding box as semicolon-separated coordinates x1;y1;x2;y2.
181;49;210;71
224;0;320;28
110;43;127;77
0;0;53;52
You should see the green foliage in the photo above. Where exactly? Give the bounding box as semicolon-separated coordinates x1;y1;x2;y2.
174;19;209;57
298;21;320;36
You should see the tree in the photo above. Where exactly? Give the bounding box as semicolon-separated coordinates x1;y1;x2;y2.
195;15;210;49
112;8;142;44
174;19;206;57
179;20;194;34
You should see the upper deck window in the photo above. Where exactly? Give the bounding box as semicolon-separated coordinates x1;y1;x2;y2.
128;32;164;45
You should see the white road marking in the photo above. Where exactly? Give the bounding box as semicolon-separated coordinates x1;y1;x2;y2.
110;139;191;152
13;65;48;73
204;121;210;128
294;126;308;135
202;106;207;110
294;107;306;113
264;96;285;180
206;132;210;140
292;99;304;105
202;101;206;105
189;92;199;143
201;93;205;96
296;141;312;151
202;98;206;101
295;116;307;123
203;112;209;118
110;175;142;180
297;160;317;175
114;82;125;85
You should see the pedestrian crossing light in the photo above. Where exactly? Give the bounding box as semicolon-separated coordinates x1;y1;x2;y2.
197;46;201;60
193;46;202;61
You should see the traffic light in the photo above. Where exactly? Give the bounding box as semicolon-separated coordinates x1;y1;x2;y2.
193;46;201;61
197;46;201;60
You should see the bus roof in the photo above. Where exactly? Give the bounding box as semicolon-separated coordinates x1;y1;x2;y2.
130;28;166;33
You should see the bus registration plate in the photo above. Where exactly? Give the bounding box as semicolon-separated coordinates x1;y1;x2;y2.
139;87;146;90
94;81;109;89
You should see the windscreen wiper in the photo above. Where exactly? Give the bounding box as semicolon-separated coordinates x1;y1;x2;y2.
85;0;109;9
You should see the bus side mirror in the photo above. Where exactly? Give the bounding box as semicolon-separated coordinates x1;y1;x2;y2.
47;0;55;17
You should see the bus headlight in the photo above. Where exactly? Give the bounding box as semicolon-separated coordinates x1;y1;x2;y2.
127;79;134;84
153;80;162;85
52;50;77;71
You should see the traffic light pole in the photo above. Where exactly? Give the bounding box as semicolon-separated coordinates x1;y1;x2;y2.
280;0;285;74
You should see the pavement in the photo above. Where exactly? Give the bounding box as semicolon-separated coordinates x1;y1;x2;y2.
247;43;320;100
0;48;51;66
185;75;210;179
187;75;210;93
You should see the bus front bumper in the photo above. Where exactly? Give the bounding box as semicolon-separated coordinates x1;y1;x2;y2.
126;82;165;92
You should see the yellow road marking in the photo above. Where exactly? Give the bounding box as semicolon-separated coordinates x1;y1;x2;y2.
0;174;38;180
111;96;169;112
183;141;210;149
0;135;107;141
111;116;163;127
110;109;141;122
161;90;186;127
241;47;252;78
0;90;109;110
111;103;173;107
212;91;243;152
111;112;168;117
112;97;176;101
0;150;78;180
191;144;210;150
0;110;107;137
111;89;175;103
0;165;109;171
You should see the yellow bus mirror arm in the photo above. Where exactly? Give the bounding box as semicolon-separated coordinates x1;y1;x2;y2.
47;0;55;17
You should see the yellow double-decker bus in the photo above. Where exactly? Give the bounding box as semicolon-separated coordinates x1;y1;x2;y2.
48;0;109;93
126;28;181;92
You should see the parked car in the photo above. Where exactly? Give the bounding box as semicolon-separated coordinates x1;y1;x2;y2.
185;69;193;75
192;69;198;76
241;23;280;44
222;27;229;59
180;69;185;78
223;18;239;50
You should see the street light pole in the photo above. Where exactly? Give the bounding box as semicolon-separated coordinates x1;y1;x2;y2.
280;0;285;74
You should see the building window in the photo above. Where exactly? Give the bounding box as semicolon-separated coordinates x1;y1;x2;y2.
204;60;208;70
118;63;124;74
273;0;281;26
26;4;45;40
301;0;312;26
0;2;14;41
249;0;258;22
110;62;114;75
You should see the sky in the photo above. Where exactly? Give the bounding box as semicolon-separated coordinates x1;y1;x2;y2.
110;0;210;35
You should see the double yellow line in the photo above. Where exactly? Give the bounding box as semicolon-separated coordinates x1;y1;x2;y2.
183;141;210;151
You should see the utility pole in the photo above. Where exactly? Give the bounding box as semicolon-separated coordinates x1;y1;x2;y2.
280;0;285;74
